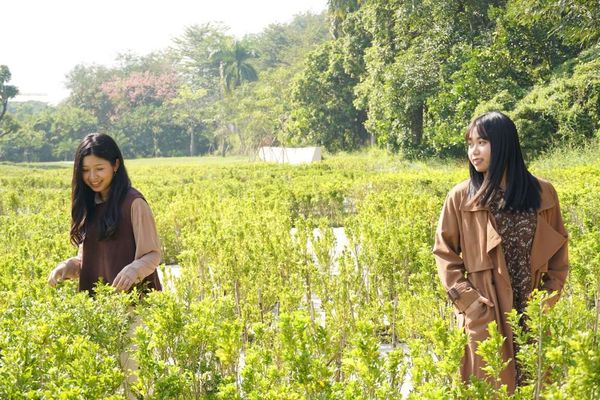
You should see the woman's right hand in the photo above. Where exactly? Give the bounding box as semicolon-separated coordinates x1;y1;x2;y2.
464;295;494;315
47;259;80;287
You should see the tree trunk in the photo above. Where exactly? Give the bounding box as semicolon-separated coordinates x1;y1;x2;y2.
0;100;7;122
189;127;195;157
0;100;7;138
153;135;160;158
356;109;370;147
219;61;227;157
410;101;424;146
221;132;227;157
234;124;246;155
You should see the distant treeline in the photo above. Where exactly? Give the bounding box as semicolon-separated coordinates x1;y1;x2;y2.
1;0;599;162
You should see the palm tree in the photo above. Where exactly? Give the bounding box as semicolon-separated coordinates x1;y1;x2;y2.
210;41;258;155
211;40;258;93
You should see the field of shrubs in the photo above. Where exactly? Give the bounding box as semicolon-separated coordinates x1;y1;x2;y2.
0;147;598;399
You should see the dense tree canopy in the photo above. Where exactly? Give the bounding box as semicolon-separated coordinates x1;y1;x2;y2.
287;0;599;156
1;2;599;161
1;13;329;161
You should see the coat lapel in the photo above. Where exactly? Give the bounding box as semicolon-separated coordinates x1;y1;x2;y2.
459;181;566;284
486;218;512;287
531;215;567;273
486;218;501;254
461;200;512;285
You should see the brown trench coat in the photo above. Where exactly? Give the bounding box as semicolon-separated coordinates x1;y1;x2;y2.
433;178;569;393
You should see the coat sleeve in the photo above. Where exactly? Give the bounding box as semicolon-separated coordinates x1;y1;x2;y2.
433;190;482;313
541;185;569;295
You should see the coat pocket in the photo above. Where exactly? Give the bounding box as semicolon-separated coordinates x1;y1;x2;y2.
464;302;496;343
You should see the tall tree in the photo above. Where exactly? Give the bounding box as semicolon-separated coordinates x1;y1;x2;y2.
0;65;19;138
245;12;330;71
45;105;98;160
328;0;363;38
211;40;258;93
173;23;229;98
169;85;208;156
287;40;369;151
65;64;113;128
354;0;507;152
210;40;258;155
100;71;179;157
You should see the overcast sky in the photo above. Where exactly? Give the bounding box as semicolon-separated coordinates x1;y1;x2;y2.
3;0;328;104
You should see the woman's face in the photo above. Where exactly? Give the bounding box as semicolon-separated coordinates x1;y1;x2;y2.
81;154;119;200
467;128;491;174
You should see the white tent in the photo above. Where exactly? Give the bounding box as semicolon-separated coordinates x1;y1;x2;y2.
258;146;322;165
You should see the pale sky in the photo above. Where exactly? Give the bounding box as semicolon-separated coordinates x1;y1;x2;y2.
3;0;328;105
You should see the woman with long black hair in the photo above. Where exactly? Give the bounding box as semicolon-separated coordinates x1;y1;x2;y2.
48;132;162;293
433;111;568;392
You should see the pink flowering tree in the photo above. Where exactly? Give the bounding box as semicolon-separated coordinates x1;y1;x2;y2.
101;71;179;110
100;71;180;157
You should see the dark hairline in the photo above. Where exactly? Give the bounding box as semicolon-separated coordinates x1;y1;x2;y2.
465;111;541;211
70;133;131;245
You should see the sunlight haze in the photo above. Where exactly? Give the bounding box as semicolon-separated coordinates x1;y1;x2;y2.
3;0;328;104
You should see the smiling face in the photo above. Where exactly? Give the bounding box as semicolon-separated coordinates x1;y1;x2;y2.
467;127;491;174
81;154;119;200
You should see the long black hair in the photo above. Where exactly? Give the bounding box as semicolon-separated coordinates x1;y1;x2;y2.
70;133;131;245
465;111;541;211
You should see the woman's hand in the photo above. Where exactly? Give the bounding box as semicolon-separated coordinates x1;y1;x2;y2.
112;265;139;292
47;259;80;287
464;295;494;315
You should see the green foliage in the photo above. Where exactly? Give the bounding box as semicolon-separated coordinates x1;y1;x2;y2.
132;293;240;399
504;289;600;399
0;65;19;105
65;64;114;126
0;283;132;399
406;317;468;399
475;321;510;396
3;2;600;159
0;65;19;138
210;40;258;93
287;40;368;151
313;0;597;156
0;148;599;397
246;12;329;70
511;45;600;156
173;23;230;99
1;13;329;162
